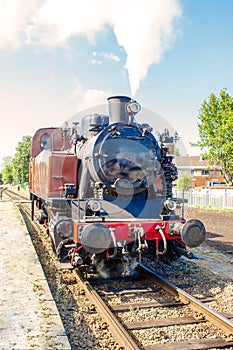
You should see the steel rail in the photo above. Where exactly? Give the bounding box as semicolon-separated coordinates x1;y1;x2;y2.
139;264;233;336
75;269;141;350
5;188;27;199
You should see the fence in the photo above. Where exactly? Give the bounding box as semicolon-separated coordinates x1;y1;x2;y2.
174;188;233;210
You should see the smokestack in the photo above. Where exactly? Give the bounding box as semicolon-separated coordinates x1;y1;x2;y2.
107;95;131;123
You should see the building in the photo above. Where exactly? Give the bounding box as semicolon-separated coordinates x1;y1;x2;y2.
174;155;224;187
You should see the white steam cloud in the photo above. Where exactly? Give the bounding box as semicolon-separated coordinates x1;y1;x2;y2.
111;0;182;95
0;0;182;95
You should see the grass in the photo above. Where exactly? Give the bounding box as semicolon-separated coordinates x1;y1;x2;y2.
193;205;233;212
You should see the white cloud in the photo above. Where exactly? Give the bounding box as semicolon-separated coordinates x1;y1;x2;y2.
72;83;112;112
91;51;120;64
91;58;102;65
0;0;182;95
27;0;109;45
0;0;41;48
102;52;120;62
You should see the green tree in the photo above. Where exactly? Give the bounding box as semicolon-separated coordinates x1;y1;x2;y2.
176;174;192;192
176;174;192;218
195;89;233;185
174;147;180;157
12;135;32;184
2;156;14;184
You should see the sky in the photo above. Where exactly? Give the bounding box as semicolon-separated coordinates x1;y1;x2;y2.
0;0;233;168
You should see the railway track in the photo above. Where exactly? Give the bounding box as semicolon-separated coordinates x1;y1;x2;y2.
80;265;233;350
4;188;31;202
5;188;233;349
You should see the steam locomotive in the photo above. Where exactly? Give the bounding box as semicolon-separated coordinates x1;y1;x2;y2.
29;96;206;276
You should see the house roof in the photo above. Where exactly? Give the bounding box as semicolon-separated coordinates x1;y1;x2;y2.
174;155;215;169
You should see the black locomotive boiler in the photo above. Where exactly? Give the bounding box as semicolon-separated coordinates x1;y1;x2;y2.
29;95;206;276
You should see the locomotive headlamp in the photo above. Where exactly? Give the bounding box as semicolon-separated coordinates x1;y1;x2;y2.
164;198;176;211
126;100;141;116
86;199;101;212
